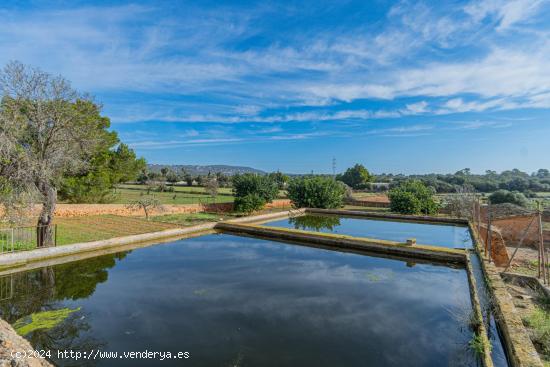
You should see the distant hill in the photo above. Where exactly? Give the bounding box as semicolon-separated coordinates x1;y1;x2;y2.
148;164;265;176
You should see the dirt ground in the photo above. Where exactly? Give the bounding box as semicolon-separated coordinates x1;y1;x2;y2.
502;246;550;278
351;193;390;203
503;277;550;366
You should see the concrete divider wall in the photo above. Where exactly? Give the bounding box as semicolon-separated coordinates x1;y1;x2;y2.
306;208;469;225
216;222;467;264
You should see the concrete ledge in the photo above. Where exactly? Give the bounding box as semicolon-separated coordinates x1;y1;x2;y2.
481;259;543;367
215;222;466;265
0;210;301;271
306;208;469;225
226;209;304;225
465;252;494;367
0;223;217;270
0;230;213;277
469;222;543;367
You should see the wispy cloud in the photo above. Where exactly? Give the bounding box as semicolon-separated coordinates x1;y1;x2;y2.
1;0;549;161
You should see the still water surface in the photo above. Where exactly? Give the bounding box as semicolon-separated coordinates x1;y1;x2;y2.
264;214;473;248
0;233;479;366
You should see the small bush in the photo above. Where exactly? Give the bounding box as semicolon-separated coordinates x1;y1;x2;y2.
469;333;491;356
287;177;345;209
232;174;278;213
233;194;266;214
388;180;439;215
488;189;528;207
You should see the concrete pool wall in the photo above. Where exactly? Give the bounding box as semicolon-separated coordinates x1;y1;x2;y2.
0;210;300;271
468;221;543;367
0;208;542;367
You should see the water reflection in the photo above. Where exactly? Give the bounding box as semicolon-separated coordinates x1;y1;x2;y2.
0;253;127;365
289;214;341;231
0;235;479;366
268;214;473;249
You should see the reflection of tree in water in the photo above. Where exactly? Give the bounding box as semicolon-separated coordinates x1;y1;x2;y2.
289;215;341;232
0;252;129;366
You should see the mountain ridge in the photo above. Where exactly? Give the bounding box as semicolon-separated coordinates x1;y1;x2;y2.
148;164;265;176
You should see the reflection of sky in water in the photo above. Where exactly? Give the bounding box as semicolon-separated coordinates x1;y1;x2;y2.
266;214;473;248
1;234;478;366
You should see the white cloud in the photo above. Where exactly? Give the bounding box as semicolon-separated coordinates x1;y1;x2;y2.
464;0;547;31
0;0;548;127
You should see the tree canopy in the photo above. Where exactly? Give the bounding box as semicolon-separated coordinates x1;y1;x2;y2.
338;164;373;189
377;168;550;195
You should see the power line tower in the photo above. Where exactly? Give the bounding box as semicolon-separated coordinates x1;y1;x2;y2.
332;157;336;178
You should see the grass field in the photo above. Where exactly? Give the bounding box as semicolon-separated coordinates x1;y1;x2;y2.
117;183;234;195
53;215;181;245
150;212;237;226
117;184;287;199
0;213;231;249
110;188;234;205
342;205;390;212
351;192;385;199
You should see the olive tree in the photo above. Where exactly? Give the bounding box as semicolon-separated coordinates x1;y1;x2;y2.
0;62;109;245
126;197;163;220
205;177;219;198
442;184;477;219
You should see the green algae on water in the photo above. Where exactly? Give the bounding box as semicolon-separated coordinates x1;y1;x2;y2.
13;307;81;336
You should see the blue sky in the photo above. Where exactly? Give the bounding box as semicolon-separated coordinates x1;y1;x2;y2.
1;0;549;174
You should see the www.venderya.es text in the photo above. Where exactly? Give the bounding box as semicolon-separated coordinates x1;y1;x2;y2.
12;350;191;361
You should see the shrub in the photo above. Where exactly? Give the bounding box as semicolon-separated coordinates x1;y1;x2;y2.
388;180;439;215
524;306;550;358
287;176;345;208
232;174;278;202
232;174;278;213
233;194;266;214
488;189;528;207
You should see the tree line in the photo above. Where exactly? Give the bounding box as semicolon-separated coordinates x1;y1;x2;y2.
377;168;550;194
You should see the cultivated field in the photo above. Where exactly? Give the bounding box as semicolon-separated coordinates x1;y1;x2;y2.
118;183;234;195
110;187;234;205
54;215;180;245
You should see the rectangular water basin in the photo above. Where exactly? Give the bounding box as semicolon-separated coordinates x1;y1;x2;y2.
263;214;473;249
0;233;479;366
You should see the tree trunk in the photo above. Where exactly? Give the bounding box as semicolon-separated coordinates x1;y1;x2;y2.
37;183;57;247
